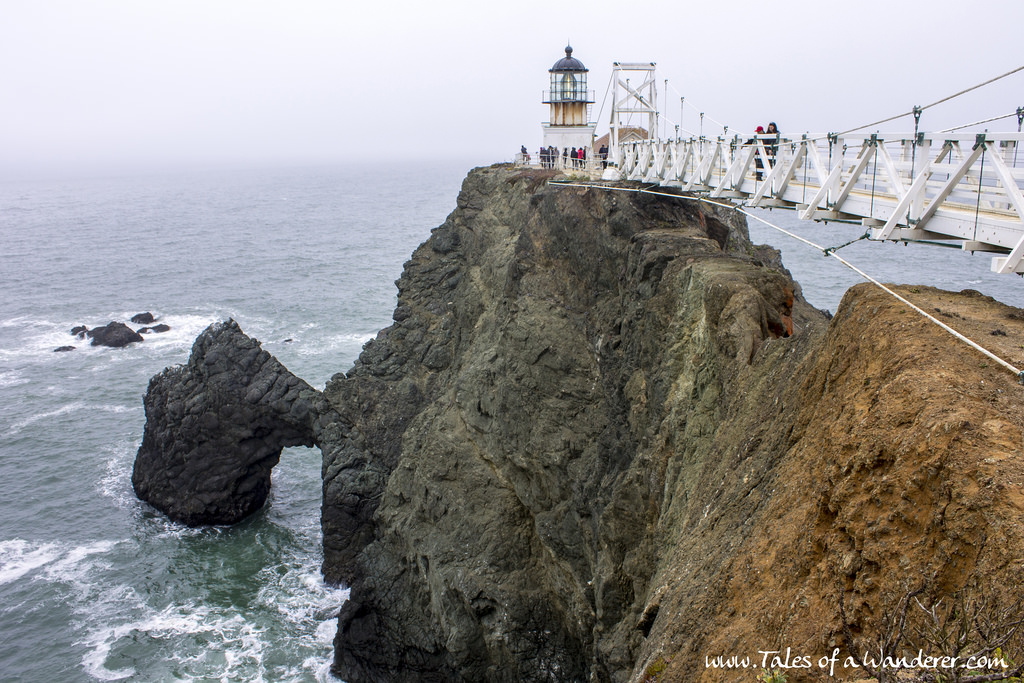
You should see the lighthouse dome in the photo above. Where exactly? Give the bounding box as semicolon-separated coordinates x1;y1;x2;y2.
550;46;587;72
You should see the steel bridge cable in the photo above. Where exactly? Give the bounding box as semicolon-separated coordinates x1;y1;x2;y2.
823;232;871;254
936;110;1024;134
654;66;1024;146
919;65;1024;112
763;68;1024;145
666;81;730;133
548;181;1024;383
593;72;615;131
838;64;1024;136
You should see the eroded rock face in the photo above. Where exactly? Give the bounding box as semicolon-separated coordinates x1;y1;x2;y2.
321;166;1024;683
320;166;820;683
131;320;321;525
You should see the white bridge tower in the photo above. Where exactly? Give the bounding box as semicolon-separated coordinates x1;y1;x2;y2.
607;61;658;168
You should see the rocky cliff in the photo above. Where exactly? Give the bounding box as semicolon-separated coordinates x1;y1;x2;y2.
134;164;1024;682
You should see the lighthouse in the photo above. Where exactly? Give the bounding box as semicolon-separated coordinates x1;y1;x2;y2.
542;46;596;157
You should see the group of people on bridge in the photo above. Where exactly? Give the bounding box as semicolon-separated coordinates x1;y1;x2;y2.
539;145;589;169
534;144;611;170
746;121;781;181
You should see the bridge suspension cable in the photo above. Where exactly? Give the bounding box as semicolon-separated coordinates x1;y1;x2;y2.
838;64;1024;136
666;81;730;134
937;109;1024;134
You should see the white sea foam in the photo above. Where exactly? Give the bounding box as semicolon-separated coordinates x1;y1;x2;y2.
3;401;86;437
308;654;340;683
0;317;91;360
314;617;339;646
0;369;29;388
42;540;119;584
257;565;348;627
0;538;120;588
79;602;268;682
129;312;220;352
292;331;375;360
0;539;63;585
0;316;35;329
3;402;139;439
99;447;137;513
79;650;135;682
95;404;139;415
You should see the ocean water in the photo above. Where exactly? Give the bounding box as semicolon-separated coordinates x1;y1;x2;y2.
0;162;468;682
746;208;1023;314
0;163;1020;682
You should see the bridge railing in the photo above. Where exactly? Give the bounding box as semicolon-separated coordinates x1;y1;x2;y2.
514;151;609;175
617;132;1024;274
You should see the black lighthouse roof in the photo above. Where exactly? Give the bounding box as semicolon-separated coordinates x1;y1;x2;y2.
549;45;588;73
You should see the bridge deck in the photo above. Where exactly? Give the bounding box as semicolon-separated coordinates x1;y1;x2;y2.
614;132;1024;274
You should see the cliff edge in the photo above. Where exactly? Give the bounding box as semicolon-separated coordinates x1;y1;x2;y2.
321;165;819;682
133;164;1024;682
321;165;1024;682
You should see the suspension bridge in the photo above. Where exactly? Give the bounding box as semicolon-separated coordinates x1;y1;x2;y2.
616;128;1024;275
528;60;1024;276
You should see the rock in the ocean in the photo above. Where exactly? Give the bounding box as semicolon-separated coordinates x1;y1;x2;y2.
87;322;144;347
70;325;88;338
131;312;157;324
53;345;76;352
131;320;324;525
138;324;171;334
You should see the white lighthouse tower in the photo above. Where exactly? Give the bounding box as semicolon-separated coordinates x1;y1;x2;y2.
542;46;595;158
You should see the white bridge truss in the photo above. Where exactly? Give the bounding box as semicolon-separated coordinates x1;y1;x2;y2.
616;132;1024;274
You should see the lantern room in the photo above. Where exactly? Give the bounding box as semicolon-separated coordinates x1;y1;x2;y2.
543;46;594;126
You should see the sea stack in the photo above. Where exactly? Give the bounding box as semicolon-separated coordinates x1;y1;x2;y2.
131;320;323;525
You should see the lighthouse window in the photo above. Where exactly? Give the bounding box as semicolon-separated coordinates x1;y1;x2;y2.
561;73;577;100
548;70;588;102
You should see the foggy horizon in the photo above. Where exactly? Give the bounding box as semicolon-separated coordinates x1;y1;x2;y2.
3;0;1023;180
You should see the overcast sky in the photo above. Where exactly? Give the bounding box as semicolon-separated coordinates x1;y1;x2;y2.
3;0;1022;174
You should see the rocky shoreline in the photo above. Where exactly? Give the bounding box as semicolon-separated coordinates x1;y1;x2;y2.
132;164;1024;682
56;312;171;351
